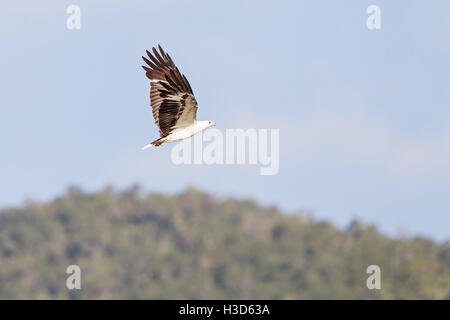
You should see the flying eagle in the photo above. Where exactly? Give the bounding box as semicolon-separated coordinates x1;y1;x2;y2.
141;45;215;149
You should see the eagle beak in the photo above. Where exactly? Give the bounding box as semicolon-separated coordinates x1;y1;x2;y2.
212;122;216;127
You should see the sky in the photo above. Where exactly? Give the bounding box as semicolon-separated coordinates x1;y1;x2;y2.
1;0;449;241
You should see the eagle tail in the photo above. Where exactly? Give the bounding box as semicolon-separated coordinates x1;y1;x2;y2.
141;136;167;150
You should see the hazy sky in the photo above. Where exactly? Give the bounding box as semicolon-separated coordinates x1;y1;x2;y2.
1;0;449;240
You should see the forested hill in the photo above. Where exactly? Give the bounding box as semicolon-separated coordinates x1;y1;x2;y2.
0;186;449;299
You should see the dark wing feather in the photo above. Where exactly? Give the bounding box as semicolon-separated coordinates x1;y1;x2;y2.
142;45;197;137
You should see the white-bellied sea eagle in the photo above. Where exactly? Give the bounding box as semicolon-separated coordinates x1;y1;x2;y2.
141;45;215;149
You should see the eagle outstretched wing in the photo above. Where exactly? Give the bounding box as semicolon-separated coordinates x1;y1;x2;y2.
142;45;198;137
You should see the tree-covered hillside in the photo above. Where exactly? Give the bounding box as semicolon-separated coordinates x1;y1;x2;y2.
0;186;449;299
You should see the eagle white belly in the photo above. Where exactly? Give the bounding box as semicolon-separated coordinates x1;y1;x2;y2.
166;124;202;142
141;120;214;149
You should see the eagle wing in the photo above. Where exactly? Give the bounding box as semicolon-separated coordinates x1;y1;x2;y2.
142;45;198;137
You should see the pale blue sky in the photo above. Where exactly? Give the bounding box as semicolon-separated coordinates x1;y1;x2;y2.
1;1;449;240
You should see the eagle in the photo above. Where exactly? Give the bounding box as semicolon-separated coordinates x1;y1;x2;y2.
141;45;215;149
